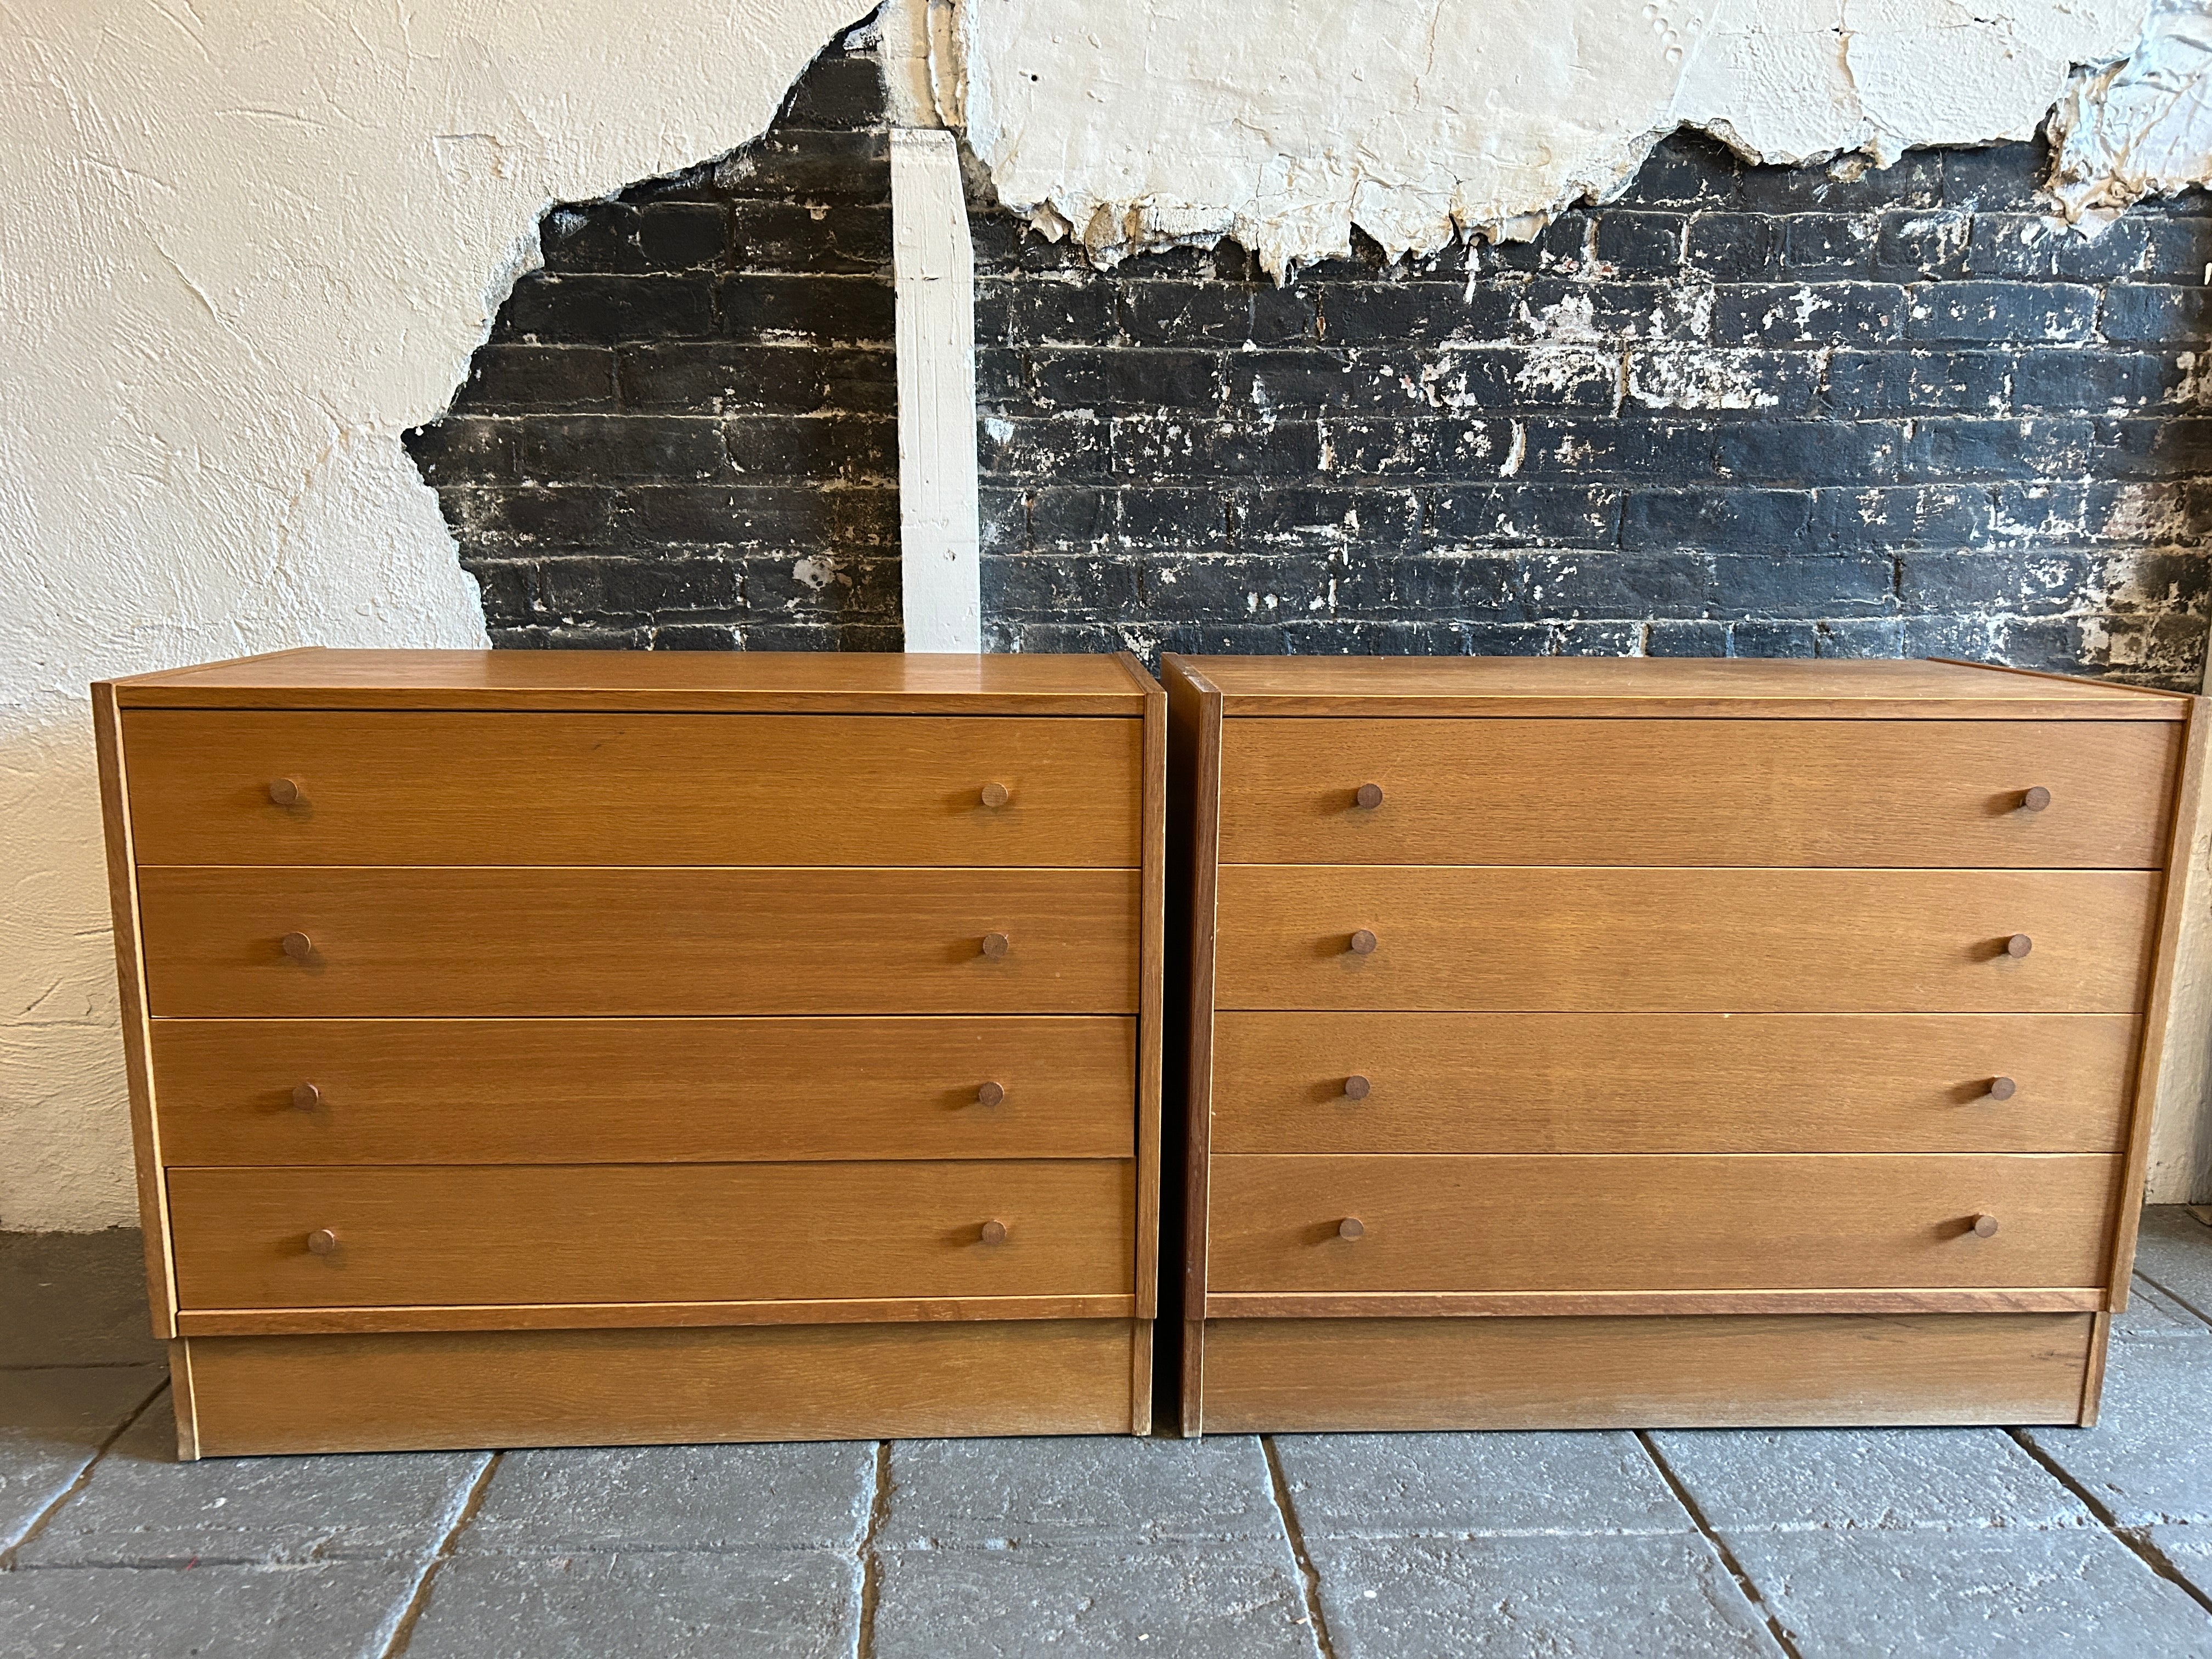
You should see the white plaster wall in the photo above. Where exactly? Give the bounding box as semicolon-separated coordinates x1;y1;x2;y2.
963;0;2158;274
0;0;859;1229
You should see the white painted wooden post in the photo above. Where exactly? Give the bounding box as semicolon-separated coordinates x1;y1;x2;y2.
890;127;980;652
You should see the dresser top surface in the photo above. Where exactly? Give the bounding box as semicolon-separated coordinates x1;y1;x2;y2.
104;649;1155;715
1166;656;2191;720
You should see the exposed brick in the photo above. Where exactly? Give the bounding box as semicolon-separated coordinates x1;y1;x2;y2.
1028;348;1222;412
1907;281;2097;343
1779;214;1879;278
727;202;890;274
1711;283;1906;345
2100;284;2212;345
494;274;716;343
449;347;618;414
719;273;893;344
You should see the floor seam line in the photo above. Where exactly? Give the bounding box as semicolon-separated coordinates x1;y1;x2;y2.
0;1377;167;1571
1636;1431;1804;1659
376;1448;500;1659
2134;1267;2212;1333
1261;1436;1339;1659
2005;1427;2212;1619
854;1440;891;1659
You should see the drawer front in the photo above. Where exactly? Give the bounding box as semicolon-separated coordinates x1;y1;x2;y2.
1211;1013;2138;1155
1218;718;2178;868
1214;867;2155;1014
169;1162;1135;1310
138;868;1138;1018
123;712;1142;868
1208;1154;2117;1293
151;1018;1136;1165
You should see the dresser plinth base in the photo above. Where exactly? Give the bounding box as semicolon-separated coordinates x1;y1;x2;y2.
1191;1313;2098;1435
173;1319;1148;1458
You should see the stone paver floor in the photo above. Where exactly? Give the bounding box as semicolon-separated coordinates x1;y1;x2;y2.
4;1212;2210;1656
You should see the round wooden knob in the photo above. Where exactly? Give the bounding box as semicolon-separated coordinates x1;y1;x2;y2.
1986;1076;2018;1101
976;1080;1006;1108
2019;786;2051;812
268;778;303;807
1337;1217;1365;1240
979;1220;1008;1245
1968;1214;2000;1239
290;1082;321;1110
980;932;1011;960
1353;782;1384;810
1347;929;1378;956
2004;934;2033;958
1342;1075;1371;1101
306;1228;338;1256
980;782;1011;809
280;932;314;962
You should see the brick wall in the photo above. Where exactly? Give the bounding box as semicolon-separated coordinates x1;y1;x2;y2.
409;33;2212;687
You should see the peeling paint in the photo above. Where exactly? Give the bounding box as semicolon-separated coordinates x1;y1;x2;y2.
2049;0;2212;230
958;0;2152;275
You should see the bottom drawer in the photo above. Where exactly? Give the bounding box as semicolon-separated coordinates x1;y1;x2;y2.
177;1320;1146;1455
169;1162;1133;1310
1195;1313;2097;1432
1208;1154;2118;1293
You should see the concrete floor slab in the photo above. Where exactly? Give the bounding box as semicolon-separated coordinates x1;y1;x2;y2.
0;1367;163;1551
459;1442;874;1555
0;1558;422;1659
1725;1525;2212;1657
870;1544;1318;1659
1649;1426;2093;1532
403;1549;859;1659
0;1232;164;1369
1272;1430;1689;1538
881;1435;1285;1549
2022;1325;2212;1527
18;1406;489;1566
2146;1525;2212;1609
2113;1275;2209;1341
1306;1532;1784;1658
2134;1210;2212;1322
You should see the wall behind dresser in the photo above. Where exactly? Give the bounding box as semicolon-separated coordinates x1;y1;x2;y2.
413;31;2212;687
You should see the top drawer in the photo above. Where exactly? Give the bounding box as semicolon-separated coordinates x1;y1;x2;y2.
1218;719;2179;868
122;712;1141;868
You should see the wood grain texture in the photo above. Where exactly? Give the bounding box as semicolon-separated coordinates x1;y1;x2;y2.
149;1017;1135;1165
1197;1313;2097;1431
138;866;1139;1018
1210;1012;2140;1155
168;1339;199;1460
1207;1153;2117;1293
111;648;1150;715
1161;654;1224;1436
1204;1289;2104;1318
182;1321;1142;1454
169;1161;1134;1311
1214;866;2158;1014
1183;656;2187;720
122;712;1141;869
1125;655;1167;1325
174;1294;1137;1336
2109;695;2210;1302
1219;718;2178;868
92;682;177;1337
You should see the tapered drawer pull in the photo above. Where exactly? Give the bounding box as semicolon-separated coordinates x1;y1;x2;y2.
290;1082;321;1110
1341;1075;1372;1101
268;778;304;807
979;782;1011;809
1337;1217;1365;1240
306;1228;339;1256
2018;786;2052;812
975;1080;1007;1108
978;1220;1008;1245
2004;934;2033;958
1967;1214;2000;1239
1985;1076;2018;1101
980;931;1011;960
1347;929;1378;956
280;932;315;962
1353;782;1384;810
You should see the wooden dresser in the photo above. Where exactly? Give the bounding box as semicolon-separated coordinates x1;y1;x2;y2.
95;649;1163;1456
1161;656;2200;1434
